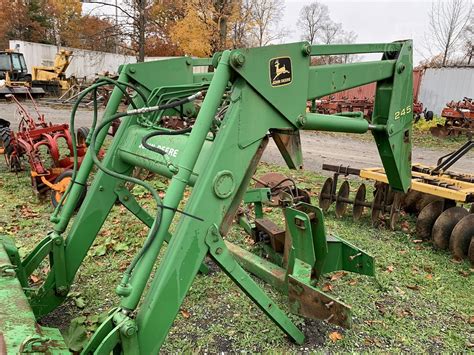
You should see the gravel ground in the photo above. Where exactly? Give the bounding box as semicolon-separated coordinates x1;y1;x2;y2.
1;100;471;174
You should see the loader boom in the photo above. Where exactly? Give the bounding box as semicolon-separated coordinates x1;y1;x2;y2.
0;41;413;353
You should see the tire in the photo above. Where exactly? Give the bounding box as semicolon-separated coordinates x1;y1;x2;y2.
50;169;87;210
77;127;90;147
0;125;22;172
0;118;10;128
424;110;434;121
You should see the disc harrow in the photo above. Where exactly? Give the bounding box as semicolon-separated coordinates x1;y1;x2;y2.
320;157;474;264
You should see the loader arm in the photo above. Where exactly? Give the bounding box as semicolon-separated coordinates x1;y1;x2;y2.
0;41;413;353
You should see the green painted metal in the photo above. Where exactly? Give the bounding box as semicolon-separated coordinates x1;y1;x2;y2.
0;40;413;353
0;236;68;353
232;202;374;328
301;113;369;134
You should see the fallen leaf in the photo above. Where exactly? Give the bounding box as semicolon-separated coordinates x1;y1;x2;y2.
348;279;358;286
30;275;40;283
469;316;474;324
386;265;394;273
406;284;420;291
399;250;407;255
459;270;470;277
329;331;343;342
395;286;405;295
330;271;347;281
322;283;333;292
180;309;191;319
413;239;423;244
375;301;387;315
425;274;433;280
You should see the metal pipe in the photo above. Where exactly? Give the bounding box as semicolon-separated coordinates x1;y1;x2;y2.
120;51;232;310
301;113;369;134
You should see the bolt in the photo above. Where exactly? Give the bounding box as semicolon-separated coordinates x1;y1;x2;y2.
297;115;306;127
99;186;104;191
185;57;192;65
122;322;137;337
215;247;223;255
302;43;312;56
123;196;129;201
349;252;362;261
128;67;136;74
325;301;334;309
397;63;406;74
54;237;62;246
230;52;245;68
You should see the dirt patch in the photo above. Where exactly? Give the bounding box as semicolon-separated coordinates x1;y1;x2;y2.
262;131;472;175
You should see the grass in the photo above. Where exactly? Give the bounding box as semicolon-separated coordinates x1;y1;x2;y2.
0;157;472;352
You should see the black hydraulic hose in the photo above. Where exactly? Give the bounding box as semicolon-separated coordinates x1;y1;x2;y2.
141;127;192;156
88;93;204;282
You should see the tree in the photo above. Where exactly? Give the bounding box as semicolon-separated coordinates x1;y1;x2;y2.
170;0;239;56
145;0;185;56
461;19;473;64
0;0;52;48
82;0;155;61
229;0;254;48
170;2;213;57
76;15;118;52
47;0;82;48
296;2;329;44
425;0;472;66
248;0;286;47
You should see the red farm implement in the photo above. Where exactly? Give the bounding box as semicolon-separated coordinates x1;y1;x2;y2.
0;92;89;205
311;68;432;122
430;97;474;138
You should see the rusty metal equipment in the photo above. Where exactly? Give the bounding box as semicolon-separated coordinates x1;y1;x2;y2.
0;92;88;204
320;140;474;264
0;40;414;352
430;97;474;138
310;68;431;122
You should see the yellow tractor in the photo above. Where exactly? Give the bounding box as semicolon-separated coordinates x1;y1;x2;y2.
0;50;45;96
32;49;74;95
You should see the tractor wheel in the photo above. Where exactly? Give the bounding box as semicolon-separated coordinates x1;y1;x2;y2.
77;127;90;147
432;207;469;250
0;125;22;172
51;170;87;209
424;110;434;121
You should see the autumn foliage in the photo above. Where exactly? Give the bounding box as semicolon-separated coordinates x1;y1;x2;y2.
0;0;287;58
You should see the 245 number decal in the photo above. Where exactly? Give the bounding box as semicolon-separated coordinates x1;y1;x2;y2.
394;105;412;120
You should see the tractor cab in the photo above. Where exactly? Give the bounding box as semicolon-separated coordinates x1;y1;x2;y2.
0;50;44;95
0;50;30;82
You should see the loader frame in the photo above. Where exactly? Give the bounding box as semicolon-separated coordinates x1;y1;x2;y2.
0;41;413;353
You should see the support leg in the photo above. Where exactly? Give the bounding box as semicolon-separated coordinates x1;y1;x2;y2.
205;226;305;345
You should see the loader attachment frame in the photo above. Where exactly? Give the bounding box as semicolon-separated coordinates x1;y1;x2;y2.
0;41;413;353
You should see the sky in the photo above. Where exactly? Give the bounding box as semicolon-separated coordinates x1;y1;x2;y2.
282;0;435;64
83;0;441;65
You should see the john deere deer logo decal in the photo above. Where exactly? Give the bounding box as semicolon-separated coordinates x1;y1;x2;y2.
270;57;292;87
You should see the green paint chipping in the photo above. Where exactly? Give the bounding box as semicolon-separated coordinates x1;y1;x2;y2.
0;238;67;353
